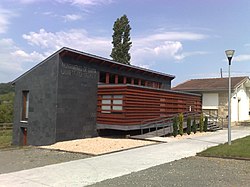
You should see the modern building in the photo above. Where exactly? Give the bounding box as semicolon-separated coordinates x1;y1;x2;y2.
173;76;250;123
12;47;201;146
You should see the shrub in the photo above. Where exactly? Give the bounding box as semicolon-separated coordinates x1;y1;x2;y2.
173;116;178;137
187;116;191;135
179;113;184;136
192;118;197;134
204;116;208;132
200;114;204;132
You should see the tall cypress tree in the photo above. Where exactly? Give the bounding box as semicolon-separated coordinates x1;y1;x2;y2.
110;14;132;65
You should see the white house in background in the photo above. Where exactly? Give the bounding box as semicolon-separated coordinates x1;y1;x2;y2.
173;76;250;123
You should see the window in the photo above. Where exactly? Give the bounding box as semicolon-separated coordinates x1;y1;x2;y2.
109;74;115;84
99;71;106;83
22;91;29;121
126;77;131;84
118;75;123;84
101;95;123;113
141;80;145;86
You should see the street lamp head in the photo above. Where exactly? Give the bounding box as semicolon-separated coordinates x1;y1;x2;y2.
225;50;235;65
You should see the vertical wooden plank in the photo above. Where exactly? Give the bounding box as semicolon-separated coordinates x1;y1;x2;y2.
105;72;110;84
138;79;141;86
123;77;127;84
115;75;118;84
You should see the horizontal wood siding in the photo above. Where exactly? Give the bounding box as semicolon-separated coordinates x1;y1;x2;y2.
97;85;201;127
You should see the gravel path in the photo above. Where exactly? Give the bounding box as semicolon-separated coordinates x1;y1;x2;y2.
0;147;90;174
89;156;250;187
40;137;155;155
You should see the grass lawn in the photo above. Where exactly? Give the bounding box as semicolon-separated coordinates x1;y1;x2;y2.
198;135;250;159
0;130;12;148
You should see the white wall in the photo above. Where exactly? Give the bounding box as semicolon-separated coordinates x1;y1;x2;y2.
202;93;219;109
231;85;250;122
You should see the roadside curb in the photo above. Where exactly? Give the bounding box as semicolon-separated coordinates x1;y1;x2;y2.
196;155;250;161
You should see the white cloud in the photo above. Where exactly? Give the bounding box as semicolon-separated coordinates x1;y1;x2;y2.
0;38;47;82
21;28;208;71
22;28;112;57
56;0;113;7
234;54;250;62
63;14;82;21
135;32;207;46
11;50;45;63
0;39;23;82
154;41;184;60
18;0;45;3
0;8;16;34
131;32;208;67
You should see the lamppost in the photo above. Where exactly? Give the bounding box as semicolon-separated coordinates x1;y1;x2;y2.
225;49;235;145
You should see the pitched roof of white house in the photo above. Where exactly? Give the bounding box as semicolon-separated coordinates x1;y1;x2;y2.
172;76;250;92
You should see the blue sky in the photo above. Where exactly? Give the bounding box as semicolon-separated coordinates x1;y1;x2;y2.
0;0;250;85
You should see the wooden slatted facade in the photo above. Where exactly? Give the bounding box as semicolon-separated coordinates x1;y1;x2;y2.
97;84;202;130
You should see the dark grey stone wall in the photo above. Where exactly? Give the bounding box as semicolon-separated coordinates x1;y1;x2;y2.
55;56;98;142
13;55;58;146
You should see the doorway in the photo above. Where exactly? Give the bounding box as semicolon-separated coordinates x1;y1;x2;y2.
20;127;27;146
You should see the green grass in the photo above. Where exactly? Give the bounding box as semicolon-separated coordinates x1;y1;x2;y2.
198;135;250;158
0;130;12;148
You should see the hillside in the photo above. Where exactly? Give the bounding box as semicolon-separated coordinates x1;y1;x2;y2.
0;83;14;123
0;82;14;95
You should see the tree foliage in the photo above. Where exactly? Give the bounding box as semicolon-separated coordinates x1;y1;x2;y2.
173;116;178;137
179;113;184;136
200;114;204;132
110;14;132;65
204;116;208;132
0;82;14;95
0;92;14;123
187;116;191;135
192;118;197;134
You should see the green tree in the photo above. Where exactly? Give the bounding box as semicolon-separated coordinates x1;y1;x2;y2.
0;92;14;123
200;114;204;132
187;116;191;135
179;113;184;136
204;116;208;132
110;14;132;65
192;118;197;134
173;116;178;137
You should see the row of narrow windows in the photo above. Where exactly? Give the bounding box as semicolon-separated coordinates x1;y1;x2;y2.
101;95;123;113
99;71;162;89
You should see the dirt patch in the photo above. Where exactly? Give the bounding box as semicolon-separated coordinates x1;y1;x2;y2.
0;147;90;174
40;137;156;155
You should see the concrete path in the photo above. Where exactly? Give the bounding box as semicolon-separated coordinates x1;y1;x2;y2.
1;127;250;187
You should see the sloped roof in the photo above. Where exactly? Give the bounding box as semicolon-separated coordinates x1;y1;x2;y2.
13;47;175;84
172;76;249;92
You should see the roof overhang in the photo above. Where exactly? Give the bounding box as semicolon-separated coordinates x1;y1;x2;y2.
59;47;175;80
12;47;175;84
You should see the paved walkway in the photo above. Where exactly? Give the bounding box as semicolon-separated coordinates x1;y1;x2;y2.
1;127;250;187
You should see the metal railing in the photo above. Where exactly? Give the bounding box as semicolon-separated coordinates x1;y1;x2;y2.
140;111;201;135
0;123;13;131
202;112;225;130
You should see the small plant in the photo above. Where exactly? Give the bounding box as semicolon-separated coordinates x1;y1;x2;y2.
204;116;208;132
173;116;178;137
187;116;191;135
192;118;197;134
200;114;204;132
179;113;184;136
